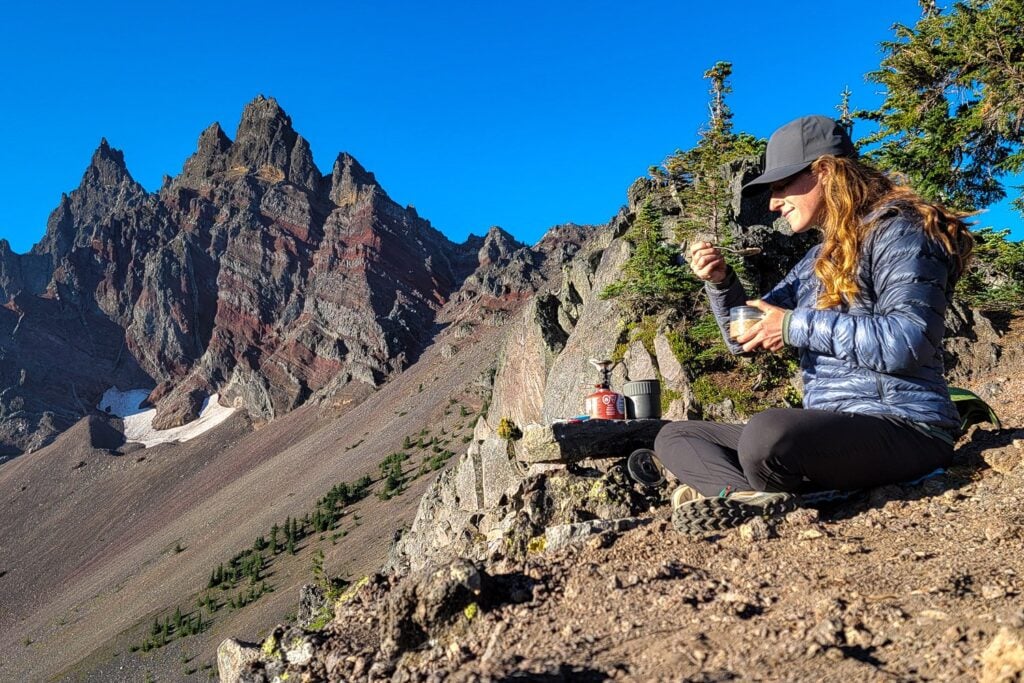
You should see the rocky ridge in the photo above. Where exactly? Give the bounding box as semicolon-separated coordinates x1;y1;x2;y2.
0;96;585;455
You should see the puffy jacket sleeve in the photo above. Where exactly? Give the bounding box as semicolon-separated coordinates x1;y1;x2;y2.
705;248;816;354
785;216;951;374
704;268;749;354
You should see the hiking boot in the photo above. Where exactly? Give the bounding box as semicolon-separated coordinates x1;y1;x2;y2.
670;484;706;510
672;490;798;534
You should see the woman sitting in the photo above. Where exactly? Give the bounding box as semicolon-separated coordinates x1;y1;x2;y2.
654;114;974;532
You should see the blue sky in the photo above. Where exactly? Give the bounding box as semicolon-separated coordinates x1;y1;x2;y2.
0;1;1020;254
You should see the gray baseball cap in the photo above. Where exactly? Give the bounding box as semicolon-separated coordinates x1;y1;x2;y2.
741;115;856;195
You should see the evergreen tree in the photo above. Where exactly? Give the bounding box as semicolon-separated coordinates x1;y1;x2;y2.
270;523;279;554
600;200;695;316
836;86;854;135
861;0;1024;214
311;549;327;590
251;553;262;583
661;62;764;243
379;468;404;499
335;481;351;503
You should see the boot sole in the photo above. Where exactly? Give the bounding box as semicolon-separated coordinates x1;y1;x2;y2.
672;493;798;533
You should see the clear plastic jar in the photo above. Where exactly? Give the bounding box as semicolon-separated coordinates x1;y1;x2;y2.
728;306;763;340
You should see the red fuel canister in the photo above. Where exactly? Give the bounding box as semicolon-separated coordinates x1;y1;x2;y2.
585;385;626;420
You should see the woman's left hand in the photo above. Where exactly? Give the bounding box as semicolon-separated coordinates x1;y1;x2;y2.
736;299;788;353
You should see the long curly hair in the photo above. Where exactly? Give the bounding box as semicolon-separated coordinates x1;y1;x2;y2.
810;155;974;309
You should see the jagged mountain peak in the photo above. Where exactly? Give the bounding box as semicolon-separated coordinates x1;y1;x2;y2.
483;225;521;245
227;95;319;191
238;94;291;128
83;138;135;188
172;96;319;192
232;95;295;151
25;138;148;262
174;122;233;188
5;95;558;457
477;225;525;266
334;151;370;173
198;122;231;152
329;151;382;206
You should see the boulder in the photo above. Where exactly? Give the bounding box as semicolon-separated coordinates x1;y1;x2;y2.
217;638;261;683
622;340;657;382
380;559;484;658
980;627;1024;683
944;300;1003;385
297;583;327;628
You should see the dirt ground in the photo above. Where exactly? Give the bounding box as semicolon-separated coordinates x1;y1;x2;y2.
240;315;1024;682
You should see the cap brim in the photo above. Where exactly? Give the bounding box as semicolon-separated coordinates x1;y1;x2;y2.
740;160;813;196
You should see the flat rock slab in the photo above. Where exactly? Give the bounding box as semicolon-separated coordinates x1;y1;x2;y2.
519;419;668;464
545;517;651;551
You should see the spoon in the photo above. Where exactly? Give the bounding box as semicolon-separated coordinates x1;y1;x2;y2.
716;245;762;256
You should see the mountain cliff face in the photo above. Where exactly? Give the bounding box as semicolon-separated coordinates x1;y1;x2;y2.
0;96;571;455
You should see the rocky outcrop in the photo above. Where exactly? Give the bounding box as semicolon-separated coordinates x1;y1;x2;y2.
944;300;1003;386
387;419;663;574
383;171;741;574
0;240;49;303
217;638;261;683
379;559;484;659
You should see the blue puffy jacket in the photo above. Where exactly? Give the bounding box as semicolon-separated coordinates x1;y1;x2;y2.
706;203;960;433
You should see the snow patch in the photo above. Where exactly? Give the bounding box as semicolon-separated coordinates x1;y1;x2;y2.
98;388;235;448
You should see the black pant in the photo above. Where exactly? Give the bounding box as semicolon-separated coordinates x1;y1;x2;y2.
653;409;954;497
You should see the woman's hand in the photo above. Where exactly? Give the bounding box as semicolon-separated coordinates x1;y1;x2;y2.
736;299;788;353
688;241;726;284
